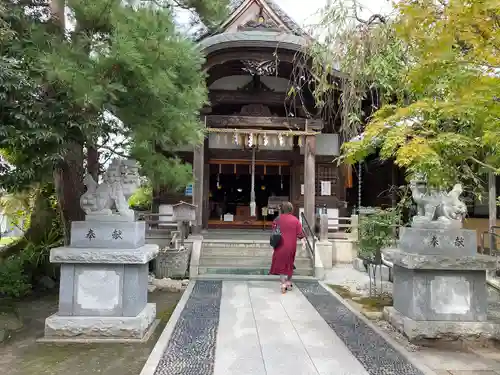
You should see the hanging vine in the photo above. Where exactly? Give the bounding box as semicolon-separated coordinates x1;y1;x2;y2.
287;0;409;141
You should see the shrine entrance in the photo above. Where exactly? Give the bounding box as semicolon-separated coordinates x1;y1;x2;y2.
207;159;290;229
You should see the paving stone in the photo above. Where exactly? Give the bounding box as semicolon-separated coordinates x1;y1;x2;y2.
154;281;222;375
417;350;496;371
448;371;499;375
295;281;424;375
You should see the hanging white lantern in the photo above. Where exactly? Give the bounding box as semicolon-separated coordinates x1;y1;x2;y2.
263;134;269;146
278;133;284;146
233;132;239;145
248;133;254;148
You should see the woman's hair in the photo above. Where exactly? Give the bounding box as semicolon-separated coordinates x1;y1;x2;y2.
280;201;294;214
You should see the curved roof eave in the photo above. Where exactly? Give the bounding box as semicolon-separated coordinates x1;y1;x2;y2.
199;30;308;55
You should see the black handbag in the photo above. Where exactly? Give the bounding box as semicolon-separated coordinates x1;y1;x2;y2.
269;218;282;248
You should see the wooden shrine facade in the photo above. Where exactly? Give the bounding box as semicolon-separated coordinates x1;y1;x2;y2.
155;0;348;231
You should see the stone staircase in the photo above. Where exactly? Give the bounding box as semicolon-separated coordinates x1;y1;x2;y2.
198;239;314;276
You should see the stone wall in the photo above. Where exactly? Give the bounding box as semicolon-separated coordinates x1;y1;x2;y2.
154;245;192;279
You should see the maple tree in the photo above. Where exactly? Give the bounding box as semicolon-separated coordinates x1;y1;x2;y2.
340;0;500;190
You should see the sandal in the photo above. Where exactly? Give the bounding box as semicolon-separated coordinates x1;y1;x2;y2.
280;284;287;294
286;282;293;291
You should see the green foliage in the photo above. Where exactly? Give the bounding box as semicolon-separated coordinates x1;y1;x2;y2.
358;209;400;260
0;223;62;299
0;191;34;232
128;183;153;211
172;0;230;30
0;256;31;298
0;0;229;193
300;0;408;139
339;0;500;190
0;188;62;298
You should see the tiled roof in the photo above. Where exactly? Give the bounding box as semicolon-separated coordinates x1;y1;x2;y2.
231;0;307;36
197;0;308;41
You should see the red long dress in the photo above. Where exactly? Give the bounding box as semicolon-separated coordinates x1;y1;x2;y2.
269;213;305;278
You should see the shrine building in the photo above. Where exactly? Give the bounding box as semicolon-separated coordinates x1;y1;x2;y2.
156;0;351;232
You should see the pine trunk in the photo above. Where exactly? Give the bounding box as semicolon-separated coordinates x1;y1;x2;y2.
87;146;99;182
54;142;85;245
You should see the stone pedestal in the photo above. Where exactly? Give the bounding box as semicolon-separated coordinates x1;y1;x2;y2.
41;220;159;342
383;227;500;341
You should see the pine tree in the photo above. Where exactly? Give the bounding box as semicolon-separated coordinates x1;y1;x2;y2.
0;0;229;249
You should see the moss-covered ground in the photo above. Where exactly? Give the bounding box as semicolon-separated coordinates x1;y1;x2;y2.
0;290;182;375
327;284;393;312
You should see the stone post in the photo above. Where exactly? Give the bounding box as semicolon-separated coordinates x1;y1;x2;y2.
320;209;329;241
350;214;359;241
316;211;333;270
304;135;316;229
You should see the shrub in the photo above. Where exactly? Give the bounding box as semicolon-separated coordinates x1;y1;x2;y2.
358;208;400;262
0;256;31;298
0;225;62;298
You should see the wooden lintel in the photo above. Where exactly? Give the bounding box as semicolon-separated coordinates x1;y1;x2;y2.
208;89;311;108
205;115;323;131
208;159;290;166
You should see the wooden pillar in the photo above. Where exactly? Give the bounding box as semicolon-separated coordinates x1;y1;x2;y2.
202;137;210;230
291;139;301;215
304;135;316;229
193;141;204;234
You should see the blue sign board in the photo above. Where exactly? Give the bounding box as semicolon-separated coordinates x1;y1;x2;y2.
184;184;193;197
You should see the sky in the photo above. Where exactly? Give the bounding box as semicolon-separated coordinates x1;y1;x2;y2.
176;0;395;35
272;0;394;26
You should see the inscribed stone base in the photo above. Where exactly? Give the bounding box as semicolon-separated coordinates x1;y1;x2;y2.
384;306;500;342
399;227;477;256
70;220;146;249
392;264;488;321
57;263;150;317
43;303;156;341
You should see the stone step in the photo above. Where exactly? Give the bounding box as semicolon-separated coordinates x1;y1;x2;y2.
201;247;310;258
199;256;313;268
202;240;272;249
198;266;314;277
192;274;316;281
202;239;305;246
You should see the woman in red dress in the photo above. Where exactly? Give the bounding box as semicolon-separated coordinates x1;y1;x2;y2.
270;202;306;293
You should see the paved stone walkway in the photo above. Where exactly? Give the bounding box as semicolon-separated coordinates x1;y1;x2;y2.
153;280;425;375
